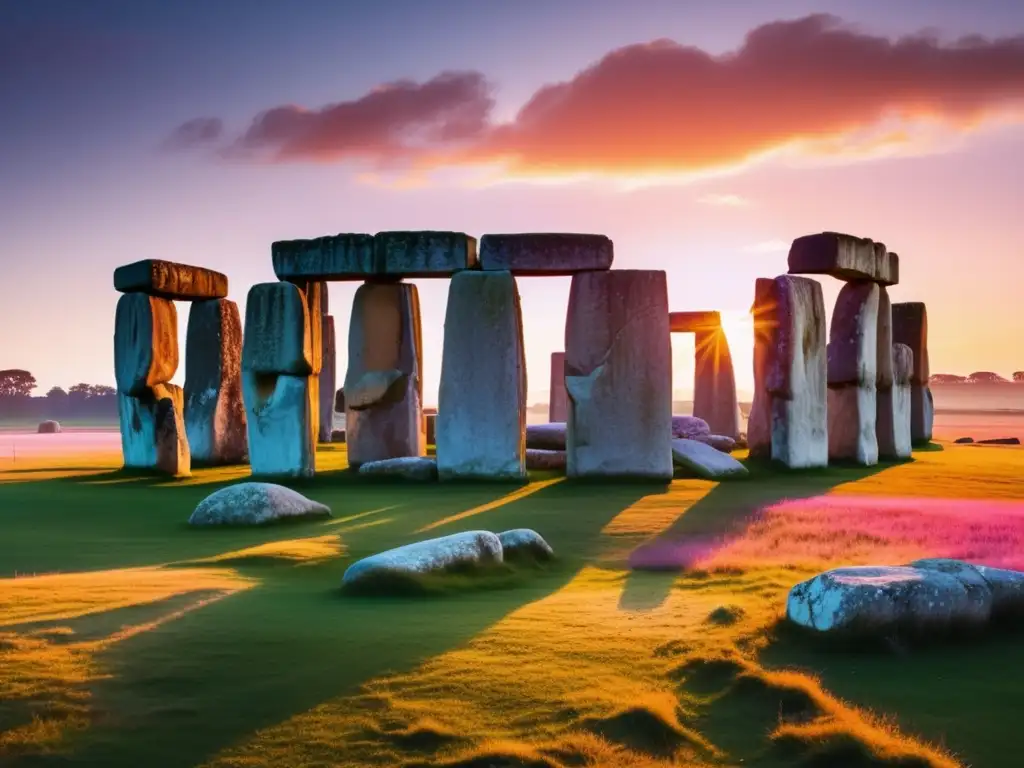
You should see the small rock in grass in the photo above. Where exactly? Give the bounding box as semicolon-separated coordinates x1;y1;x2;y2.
342;530;503;590
672;438;748;479
498;529;554;561
189;482;330;526
358;456;438;481
672;415;710;440
37;420;61;434
954;437;974;444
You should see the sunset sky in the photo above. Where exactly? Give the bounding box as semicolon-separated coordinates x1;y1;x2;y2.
3;0;1024;403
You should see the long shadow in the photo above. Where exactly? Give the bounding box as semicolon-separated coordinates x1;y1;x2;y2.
18;480;655;768
618;461;892;612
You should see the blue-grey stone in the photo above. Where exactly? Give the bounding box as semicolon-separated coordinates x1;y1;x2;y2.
189;482;330;526
342;531;503;587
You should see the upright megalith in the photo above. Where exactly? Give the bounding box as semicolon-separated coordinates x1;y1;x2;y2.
885;343;914;459
549;352;568;423
184;299;247;465
114;293;190;476
875;288;903;460
749;276;828;468
670;311;740;440
241;282;316;477
437;270;527;480
827;282;880;465
892;302;932;445
565;270;673;480
318;314;337;443
344;281;425;467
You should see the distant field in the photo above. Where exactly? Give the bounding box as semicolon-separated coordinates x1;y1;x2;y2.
1;440;1024;766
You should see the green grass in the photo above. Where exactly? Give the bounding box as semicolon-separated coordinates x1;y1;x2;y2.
0;445;1023;766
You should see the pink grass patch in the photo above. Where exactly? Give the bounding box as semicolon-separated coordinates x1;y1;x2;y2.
631;495;1024;573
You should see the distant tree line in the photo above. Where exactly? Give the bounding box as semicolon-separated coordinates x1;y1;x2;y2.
0;369;117;421
930;372;1024;384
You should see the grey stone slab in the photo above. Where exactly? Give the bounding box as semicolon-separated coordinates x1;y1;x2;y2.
565;269;673;480
118;382;190;477
876;286;894;390
184;299;248;466
189;483;330;526
114;293;178;397
498;529;554;560
526;422;566;451
525;448;566;471
114;259;228;300
827;282;879;465
375;231;478;276
478;233;612;275
892;302;929;384
318;315;336;444
437;271;526;481
241;282;313;376
879;342;914;460
671;437;748;479
358;456;438;481
272;234;376;280
341;531;503;589
788;232;898;285
242;372;316;478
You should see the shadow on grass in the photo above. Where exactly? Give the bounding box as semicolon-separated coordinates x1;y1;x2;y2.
29;481;655;768
617;461;892;613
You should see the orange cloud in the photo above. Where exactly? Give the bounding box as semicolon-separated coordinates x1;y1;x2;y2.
167;15;1024;178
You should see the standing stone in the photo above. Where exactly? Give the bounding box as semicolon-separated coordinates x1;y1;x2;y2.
318;315;336;443
893;302;932;445
549;352;568;423
437;271;526;480
184;299;247;465
749;276;828;468
827;282;880;465
241;282;316;478
876;288;899;459
693;325;740;440
344;281;425;467
119;383;190;477
114;294;178;397
883;343;914;459
565;270;672;480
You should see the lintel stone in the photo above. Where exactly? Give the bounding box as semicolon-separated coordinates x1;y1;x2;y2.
788;232;899;286
114;259;228;300
670;311;721;333
479;233;612;275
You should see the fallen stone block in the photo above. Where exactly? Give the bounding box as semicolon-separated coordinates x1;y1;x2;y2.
526;422;566;451
827;281;880;465
526;448;566;471
478;233;613;275
565;270;673;480
37;420;61;434
549;351;568;423
344;281;425;466
118;382;190;477
498;529;554;561
114;259;228;300
358;456;439;481
341;531;504;591
242;372;316;478
242;282;313;376
318;314;336;443
184;299;247;466
437;271;526;481
695;434;736;453
787;232;898;285
672;438;748;480
114;293;178;397
748;276;828;468
188;482;330;526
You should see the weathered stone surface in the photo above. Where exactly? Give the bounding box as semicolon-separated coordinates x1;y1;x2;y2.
669;311;720;333
478;233;612;275
892;302;929;384
876;286;894;389
526;422;566;451
915;560;1024;618
341;530;503;589
37;420;61;434
748;276;828;468
272;234;375;280
242;372;316;478
375;231;478;276
188;482;330;526
909;384;934;446
184;299;247;465
788;232;898;286
693;326;740;439
437;271;526;480
549;352;568;423
672;438;748;480
565;270;673;480
318;315;336;443
358;456;439;481
879;343;914;459
786;565;984;637
498;529;554;560
344;282;425;467
118;383;190;477
695;434;736;453
241;282;313;376
114;293;178;397
293;281;324;376
114;259;228;300
827;282;879;465
526;448;567;471
672;415;710;440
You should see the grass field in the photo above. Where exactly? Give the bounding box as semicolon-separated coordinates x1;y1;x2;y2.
2;442;1024;767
